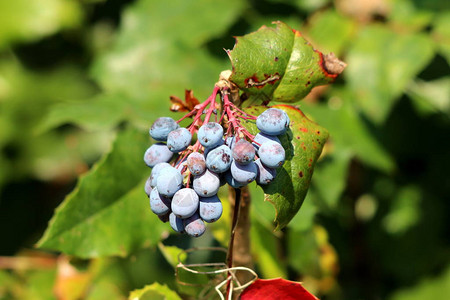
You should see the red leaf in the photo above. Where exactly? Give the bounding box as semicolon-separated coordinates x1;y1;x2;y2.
170;89;200;112
240;278;319;300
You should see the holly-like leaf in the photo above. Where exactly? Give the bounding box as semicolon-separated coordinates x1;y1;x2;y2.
240;278;318;300
37;127;168;258
129;283;181;300
244;105;328;230
229;21;342;103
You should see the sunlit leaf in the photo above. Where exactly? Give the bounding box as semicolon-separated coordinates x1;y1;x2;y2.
304;9;356;55
302;97;394;172
389;265;450;300
91;0;245;127
38;127;168;258
129;283;181;300
345;25;435;122
0;0;82;48
433;12;450;65
407;77;450;115
229;21;340;104
251;218;286;278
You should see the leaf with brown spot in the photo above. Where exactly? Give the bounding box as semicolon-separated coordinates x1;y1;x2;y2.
244;105;328;230
228;21;344;104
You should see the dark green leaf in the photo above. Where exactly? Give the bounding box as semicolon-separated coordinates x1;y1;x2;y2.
38;127;167;258
229;21;337;103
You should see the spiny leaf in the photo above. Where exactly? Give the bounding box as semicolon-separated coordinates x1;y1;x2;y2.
244;105;328;230
229;21;341;103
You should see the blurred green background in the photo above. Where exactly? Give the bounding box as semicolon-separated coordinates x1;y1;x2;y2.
0;0;449;299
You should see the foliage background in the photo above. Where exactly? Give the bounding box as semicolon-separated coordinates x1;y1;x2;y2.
0;0;449;299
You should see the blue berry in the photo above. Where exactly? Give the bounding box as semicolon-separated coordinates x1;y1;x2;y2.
169;212;185;233
145;176;152;196
230;160;257;183
150;117;179;141
255;159;276;185
252;133;281;151
198;122;224;149
232;139;255;165
199;195;223;223
149;187;171;216
183;213;206;237
167;128;192;152
144;143;173;167
258;141;285;168
156;167;183;197
206;145;233;173
171;188;199;219
187;152;206;176
150;162;171;187
193;169;220;197
225;136;236;149
282;110;290;127
203;138;224;158
256;108;289;135
224;170;246;188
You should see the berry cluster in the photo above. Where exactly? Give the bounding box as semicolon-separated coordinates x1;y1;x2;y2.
144;87;289;237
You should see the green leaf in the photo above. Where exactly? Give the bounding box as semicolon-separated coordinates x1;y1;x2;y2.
244;105;329;230
383;186;421;235
91;0;245;126
38;127;168;258
433;12;450;65
251;218;287;278
345;25;435;122
288;226;338;278
287;196;317;231
407;77;450;115
302;95;394;172
389;0;434;32
158;244;186;268
287;228;321;277
129;283;181;300
37;94;128;133
310;150;352;209
0;0;82;49
389;265;450;300
229;21;337;104
304;9;356;55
